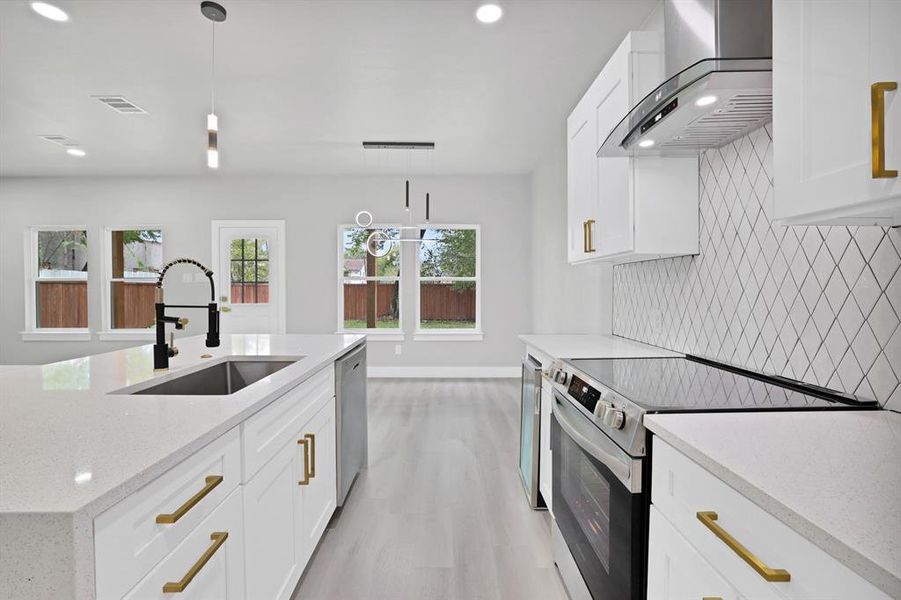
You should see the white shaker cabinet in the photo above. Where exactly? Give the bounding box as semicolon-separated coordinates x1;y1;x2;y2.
648;437;891;600
773;0;901;225
243;439;303;600
567;31;698;264
243;394;337;600
647;505;742;600
296;398;338;570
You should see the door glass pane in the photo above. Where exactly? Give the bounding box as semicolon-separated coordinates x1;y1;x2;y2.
419;281;476;329
342;280;399;329
229;238;269;304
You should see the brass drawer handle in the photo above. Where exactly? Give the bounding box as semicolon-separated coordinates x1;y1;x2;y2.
872;81;898;178
298;437;310;485
305;433;316;478
585;219;596;253
162;531;228;593
156;475;223;524
697;511;791;582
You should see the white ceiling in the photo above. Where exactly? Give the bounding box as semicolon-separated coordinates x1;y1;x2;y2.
0;0;656;176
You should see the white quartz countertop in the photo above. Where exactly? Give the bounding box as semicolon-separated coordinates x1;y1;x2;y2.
0;334;364;517
645;410;901;597
519;333;682;359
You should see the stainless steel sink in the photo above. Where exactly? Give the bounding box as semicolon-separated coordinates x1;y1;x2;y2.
131;358;300;396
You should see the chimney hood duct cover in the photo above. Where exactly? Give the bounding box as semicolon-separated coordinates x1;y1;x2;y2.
598;0;772;158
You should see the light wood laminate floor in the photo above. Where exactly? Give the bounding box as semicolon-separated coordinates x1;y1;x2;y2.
292;378;567;600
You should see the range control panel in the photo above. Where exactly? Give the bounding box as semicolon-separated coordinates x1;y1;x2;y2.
567;375;601;413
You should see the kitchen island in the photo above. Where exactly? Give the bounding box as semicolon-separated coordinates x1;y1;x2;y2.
0;333;365;600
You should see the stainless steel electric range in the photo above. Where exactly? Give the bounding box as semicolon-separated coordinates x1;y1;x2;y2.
547;355;878;600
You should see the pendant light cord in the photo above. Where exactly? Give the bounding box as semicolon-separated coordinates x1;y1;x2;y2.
210;20;216;113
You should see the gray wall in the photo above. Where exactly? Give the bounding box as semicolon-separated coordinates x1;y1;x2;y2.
529;135;612;334
614;124;901;410
0;175;531;367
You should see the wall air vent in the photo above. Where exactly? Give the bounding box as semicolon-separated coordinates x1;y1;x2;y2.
39;134;79;147
92;95;148;114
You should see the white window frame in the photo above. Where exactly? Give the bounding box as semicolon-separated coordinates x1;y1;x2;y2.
336;224;404;340
414;224;482;341
21;226;92;341
97;226;163;341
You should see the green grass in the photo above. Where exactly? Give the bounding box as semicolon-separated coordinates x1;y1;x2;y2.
343;319;399;329
343;319;476;330
420;320;476;329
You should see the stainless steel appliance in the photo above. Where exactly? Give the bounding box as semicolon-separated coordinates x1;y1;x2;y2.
548;355;876;600
519;355;545;509
598;0;773;157
336;343;367;506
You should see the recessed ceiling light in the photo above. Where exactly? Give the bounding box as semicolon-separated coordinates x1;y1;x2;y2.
475;3;503;24
66;148;86;157
638;139;655;148
695;95;718;107
30;2;69;22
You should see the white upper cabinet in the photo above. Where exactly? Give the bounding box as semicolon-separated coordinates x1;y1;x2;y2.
773;0;901;225
567;31;698;264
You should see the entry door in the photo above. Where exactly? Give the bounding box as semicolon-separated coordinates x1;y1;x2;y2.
212;221;285;335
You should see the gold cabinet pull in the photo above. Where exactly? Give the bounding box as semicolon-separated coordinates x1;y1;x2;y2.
305;433;316;478
872;81;898;178
156;475;223;524
162;531;228;593
585;219;596;253
582;221;588;253
697;511;790;582
297;438;310;485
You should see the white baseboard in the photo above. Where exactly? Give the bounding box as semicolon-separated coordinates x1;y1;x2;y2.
367;366;520;378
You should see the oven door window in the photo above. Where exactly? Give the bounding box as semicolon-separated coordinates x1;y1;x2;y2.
551;405;643;600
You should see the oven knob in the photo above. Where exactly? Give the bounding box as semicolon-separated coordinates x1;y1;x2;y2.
603;408;626;430
593;400;610;419
553;370;570;385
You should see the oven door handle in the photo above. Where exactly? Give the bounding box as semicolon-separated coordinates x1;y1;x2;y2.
553;392;640;493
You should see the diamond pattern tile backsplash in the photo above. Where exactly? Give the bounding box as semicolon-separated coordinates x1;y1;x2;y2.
613;123;901;410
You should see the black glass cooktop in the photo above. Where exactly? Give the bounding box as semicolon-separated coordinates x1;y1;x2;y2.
566;356;877;412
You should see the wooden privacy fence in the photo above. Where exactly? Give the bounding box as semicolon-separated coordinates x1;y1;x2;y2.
420;283;475;321
343;282;399;319
112;282;156;329
36;281;88;328
231;283;270;304
342;282;475;321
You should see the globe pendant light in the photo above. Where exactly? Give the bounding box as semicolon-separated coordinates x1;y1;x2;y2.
201;1;226;169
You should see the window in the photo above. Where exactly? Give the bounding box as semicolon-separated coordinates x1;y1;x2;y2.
25;228;89;336
106;229;163;332
417;226;480;333
338;226;401;331
230;238;270;303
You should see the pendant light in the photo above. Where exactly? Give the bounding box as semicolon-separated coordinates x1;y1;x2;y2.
201;1;226;169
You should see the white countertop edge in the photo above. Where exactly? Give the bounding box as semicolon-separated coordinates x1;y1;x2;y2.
7;338;364;521
645;417;901;598
518;333;683;359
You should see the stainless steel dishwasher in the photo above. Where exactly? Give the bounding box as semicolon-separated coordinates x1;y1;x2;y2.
335;343;367;506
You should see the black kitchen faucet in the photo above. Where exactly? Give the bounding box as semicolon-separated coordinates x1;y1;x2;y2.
153;258;220;371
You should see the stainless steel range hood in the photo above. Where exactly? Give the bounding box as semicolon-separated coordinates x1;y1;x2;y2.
598;0;772;157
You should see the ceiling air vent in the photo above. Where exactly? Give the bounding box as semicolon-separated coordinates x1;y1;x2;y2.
39;134;79;147
92;95;148;114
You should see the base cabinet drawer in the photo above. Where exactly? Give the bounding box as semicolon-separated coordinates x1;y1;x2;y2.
651;437;890;600
648;505;742;600
122;487;245;600
95;428;242;600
